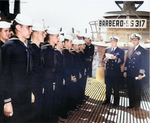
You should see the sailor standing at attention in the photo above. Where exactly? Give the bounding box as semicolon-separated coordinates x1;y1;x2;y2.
83;34;94;77
78;40;87;103
53;35;67;122
1;14;33;122
0;21;11;123
70;39;80;110
124;33;146;110
30;23;46;122
41;27;59;122
103;36;124;107
62;34;73;113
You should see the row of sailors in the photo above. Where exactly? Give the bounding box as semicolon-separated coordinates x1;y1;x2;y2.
0;14;94;123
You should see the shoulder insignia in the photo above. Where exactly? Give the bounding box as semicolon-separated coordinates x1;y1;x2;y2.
136;51;141;55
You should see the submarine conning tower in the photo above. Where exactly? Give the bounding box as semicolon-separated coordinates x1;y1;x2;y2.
104;1;149;18
89;1;150;45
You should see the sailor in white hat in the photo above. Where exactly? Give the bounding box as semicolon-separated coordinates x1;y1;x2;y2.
2;13;33;121
44;27;60;47
0;21;11;122
0;21;11;44
78;40;86;52
41;27;60;122
29;22;46;122
73;39;89;104
78;39;87;103
53;35;66;121
61;34;74;114
69;39;82;110
55;35;64;51
31;23;46;46
83;33;94;77
124;33;146;110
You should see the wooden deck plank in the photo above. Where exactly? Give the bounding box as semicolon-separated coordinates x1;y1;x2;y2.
81;84;101;123
63;78;150;123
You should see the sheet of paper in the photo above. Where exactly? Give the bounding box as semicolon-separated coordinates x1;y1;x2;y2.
135;74;146;80
105;53;114;59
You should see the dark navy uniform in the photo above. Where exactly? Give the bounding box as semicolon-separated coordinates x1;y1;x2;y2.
1;36;33;122
29;42;43;122
104;47;124;105
78;50;87;102
71;50;80;108
125;45;146;108
84;43;94;77
54;49;66;117
0;40;4;123
41;42;55;121
62;48;73;111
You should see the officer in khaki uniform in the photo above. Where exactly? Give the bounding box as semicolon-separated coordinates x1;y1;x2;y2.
103;36;124;106
124;33;146;110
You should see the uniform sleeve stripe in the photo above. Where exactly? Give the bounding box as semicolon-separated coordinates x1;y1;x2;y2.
4;98;11;103
139;69;145;74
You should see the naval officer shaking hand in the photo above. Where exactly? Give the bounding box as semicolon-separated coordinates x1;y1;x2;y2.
103;36;124;107
124;33;146;110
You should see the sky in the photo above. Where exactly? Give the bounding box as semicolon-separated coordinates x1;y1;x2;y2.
10;0;150;34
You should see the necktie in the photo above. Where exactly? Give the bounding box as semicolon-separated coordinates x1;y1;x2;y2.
132;46;136;56
111;48;114;54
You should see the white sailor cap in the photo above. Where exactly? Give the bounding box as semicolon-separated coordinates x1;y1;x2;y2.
109;36;119;42
78;40;85;44
0;21;11;28
83;33;91;38
14;14;33;26
32;23;45;31
64;34;73;40
47;27;60;35
72;39;80;45
60;31;65;35
131;33;142;40
59;35;64;42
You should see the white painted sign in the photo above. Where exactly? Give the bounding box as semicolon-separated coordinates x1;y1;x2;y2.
98;19;147;28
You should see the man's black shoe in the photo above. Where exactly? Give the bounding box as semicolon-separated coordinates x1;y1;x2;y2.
58;120;65;123
102;101;109;105
61;114;69;119
135;107;140;111
113;104;119;107
127;106;133;109
84;95;89;100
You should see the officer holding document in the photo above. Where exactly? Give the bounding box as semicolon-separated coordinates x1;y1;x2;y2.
124;33;146;110
103;36;124;107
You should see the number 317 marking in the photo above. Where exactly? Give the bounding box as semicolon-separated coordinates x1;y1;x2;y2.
135;20;145;27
